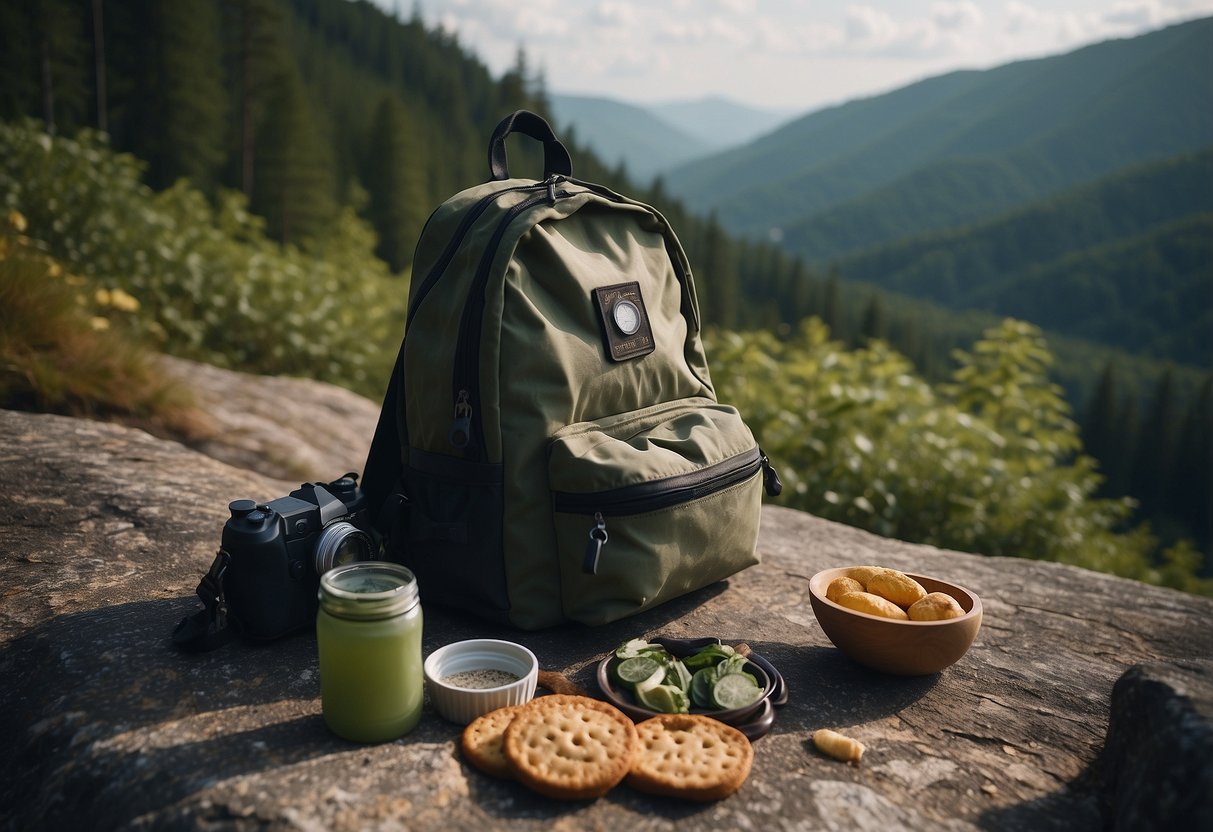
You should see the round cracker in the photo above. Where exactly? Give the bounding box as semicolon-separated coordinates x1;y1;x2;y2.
461;705;523;779
627;714;754;801
502;694;638;800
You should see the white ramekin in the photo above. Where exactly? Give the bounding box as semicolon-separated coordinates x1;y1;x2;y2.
423;639;539;724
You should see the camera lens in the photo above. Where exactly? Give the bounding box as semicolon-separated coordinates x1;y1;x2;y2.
314;521;374;575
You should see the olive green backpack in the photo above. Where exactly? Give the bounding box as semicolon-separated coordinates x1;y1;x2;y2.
362;111;780;630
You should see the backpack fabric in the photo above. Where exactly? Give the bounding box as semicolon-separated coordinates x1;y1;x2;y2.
362;111;778;630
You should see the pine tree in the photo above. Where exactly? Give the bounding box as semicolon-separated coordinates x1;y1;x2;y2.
89;0;108;133
149;0;227;189
227;0;292;200
28;0;89;134
363;93;428;272
254;70;337;245
819;276;840;341
699;213;739;329
1083;361;1121;494
1130;367;1178;516
1173;377;1213;559
859;293;886;343
1110;394;1139;499
787;259;814;325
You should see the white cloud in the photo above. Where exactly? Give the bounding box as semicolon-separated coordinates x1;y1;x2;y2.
1003;0;1213;47
716;0;758;14
658;15;751;48
843;3;982;58
845;6;900;45
592;1;639;28
933;1;983;31
407;0;1213;113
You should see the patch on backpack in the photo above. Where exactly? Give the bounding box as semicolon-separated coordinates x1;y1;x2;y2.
593;281;655;362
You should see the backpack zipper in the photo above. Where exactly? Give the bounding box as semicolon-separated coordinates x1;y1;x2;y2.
449;176;570;456
553;447;782;573
407;181;553;329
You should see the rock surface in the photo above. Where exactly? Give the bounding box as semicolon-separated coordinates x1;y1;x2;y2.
159;354;380;483
1;405;1211;831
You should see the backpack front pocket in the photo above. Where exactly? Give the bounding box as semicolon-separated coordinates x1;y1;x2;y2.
548;398;770;625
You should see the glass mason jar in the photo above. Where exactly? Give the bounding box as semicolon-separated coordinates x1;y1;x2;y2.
317;562;423;742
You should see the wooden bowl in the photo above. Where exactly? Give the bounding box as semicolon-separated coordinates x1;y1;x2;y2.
808;567;983;676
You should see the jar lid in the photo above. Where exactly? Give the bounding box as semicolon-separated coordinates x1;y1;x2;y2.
319;562;419;620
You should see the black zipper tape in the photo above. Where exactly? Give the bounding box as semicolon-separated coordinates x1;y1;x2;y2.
407;181;550;329
450;179;570;456
553;446;762;516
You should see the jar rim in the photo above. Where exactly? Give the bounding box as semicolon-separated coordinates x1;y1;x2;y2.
319;562;419;619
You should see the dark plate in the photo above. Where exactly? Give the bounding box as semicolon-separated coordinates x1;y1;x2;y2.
596;635;787;740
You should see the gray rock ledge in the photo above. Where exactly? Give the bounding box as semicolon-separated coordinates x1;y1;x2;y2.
1;406;1210;831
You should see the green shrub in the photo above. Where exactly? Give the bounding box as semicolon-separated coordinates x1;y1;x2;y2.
0;211;197;430
4;120;1206;595
0;120;406;398
708;319;1210;594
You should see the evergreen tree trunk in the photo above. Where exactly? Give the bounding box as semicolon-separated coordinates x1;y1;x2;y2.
820;276;840;341
859;293;886;344
1174;378;1213;563
40;30;55;134
363;95;427;272
1131;368;1177;517
91;0;106;133
241;0;255;199
1083;361;1120;495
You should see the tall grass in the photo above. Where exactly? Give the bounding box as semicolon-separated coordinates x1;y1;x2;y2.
0;212;201;434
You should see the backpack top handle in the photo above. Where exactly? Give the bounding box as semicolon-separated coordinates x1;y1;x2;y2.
488;110;574;181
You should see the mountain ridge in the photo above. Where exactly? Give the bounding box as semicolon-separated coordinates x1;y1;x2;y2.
547;92;791;183
667;16;1213;246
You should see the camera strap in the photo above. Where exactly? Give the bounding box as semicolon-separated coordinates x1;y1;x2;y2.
171;549;237;652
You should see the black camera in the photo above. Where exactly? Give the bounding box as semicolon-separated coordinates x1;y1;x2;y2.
219;473;376;641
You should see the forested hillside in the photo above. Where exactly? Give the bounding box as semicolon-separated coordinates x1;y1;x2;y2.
827;150;1213;368
548;94;709;183
669;16;1213;248
1;0;1209;582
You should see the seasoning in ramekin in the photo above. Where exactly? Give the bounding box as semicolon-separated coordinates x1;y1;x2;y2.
441;668;520;689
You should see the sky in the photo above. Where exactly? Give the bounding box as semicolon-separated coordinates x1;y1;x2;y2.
389;0;1213;115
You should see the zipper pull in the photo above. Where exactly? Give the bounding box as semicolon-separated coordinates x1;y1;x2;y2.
761;450;783;497
545;174;563;205
448;389;473;448
583;512;608;575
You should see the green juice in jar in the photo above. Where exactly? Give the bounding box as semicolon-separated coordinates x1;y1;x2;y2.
317;562;423;743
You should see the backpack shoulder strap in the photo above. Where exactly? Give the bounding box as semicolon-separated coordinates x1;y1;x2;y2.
361;341;408;540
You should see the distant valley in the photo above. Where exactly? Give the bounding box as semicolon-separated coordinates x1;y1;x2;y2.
554;17;1213;374
547;93;791;183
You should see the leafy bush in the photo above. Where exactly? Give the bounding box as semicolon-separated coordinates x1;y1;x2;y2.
0;120;406;398
3;120;1206;595
708;319;1211;594
0;211;197;431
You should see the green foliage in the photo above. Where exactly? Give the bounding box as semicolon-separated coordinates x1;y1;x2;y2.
0;0;90;133
0;0;1206;588
0;120;405;398
363;94;428;271
708;319;1208;593
673;16;1213;242
253;68;338;244
105;0;229;191
825;152;1213;368
0;210;196;429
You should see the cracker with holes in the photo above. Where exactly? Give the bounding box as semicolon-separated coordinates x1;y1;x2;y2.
627;713;754;801
461;705;523;779
501;694;638;800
